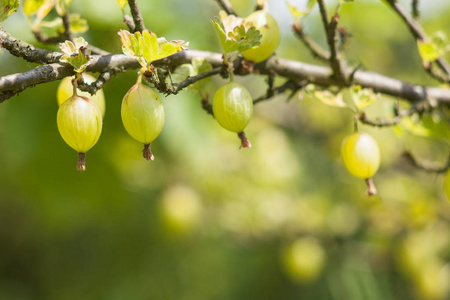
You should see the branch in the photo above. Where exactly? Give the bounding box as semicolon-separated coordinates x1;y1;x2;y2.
1;49;450;105
78;71;112;95
0;26;62;64
385;0;450;80
167;67;221;95
403;151;450;173
215;0;236;16
357;105;424;127
128;0;145;33
253;80;305;104
317;0;346;84
293;23;330;62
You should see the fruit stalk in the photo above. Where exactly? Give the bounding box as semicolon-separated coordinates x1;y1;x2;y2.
143;143;154;161
77;153;86;171
365;177;377;196
238;131;252;149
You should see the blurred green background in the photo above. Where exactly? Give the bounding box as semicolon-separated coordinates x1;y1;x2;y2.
0;0;449;299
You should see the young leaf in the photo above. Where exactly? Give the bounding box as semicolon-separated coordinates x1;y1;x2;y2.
343;85;378;110
172;57;213;93
418;31;450;64
285;1;309;19
307;0;317;10
401;114;450;140
304;84;347;108
40;14;88;34
59;37;91;73
0;0;20;23
55;0;73;16
211;11;261;54
116;0;128;10
118;30;188;71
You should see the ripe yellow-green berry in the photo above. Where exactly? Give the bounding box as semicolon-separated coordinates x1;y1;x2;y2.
57;74;106;117
242;11;280;63
121;83;165;160
57;95;103;171
341;132;380;195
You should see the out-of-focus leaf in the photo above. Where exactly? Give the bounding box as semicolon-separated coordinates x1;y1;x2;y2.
304;84;347;108
418;31;450;64
60;37;91;73
285;1;309;19
116;0;127;10
40;14;88;34
307;0;317;10
211;11;261;54
55;0;72;16
118;29;187;71
172;57;213;93
343;85;378;110
23;0;55;29
401;114;450;140
0;0;20;23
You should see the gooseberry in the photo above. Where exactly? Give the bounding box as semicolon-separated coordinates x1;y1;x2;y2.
242;11;280;63
212;82;253;148
121;83;165;161
57;74;106;117
57;95;103;171
341;132;380;195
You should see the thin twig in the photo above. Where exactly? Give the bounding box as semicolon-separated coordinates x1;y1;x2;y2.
412;0;419;19
293;23;330;62
385;0;450;79
253;80;304;104
123;15;136;32
128;0;145;32
168;67;221;94
403;152;450;173
357;105;423;127
317;0;346;84
215;0;237;15
78;71;112;95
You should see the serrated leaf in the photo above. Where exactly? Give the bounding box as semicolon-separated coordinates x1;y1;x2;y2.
211;11;261;54
305;84;347;108
118;29;188;71
116;0;127;10
0;0;20;23
285;1;309;19
401;114;450;140
59;37;91;73
418;31;450;64
55;0;72;16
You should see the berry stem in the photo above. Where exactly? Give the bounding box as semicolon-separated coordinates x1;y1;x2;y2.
365;177;377;196
238;131;252;149
77;153;86;171
143;143;154;161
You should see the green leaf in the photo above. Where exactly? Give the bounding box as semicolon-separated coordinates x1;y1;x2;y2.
55;0;73;16
0;0;20;23
401;114;450;140
307;0;317;10
343;85;378;110
59;37;91;73
40;13;88;34
304;84;347;108
172;57;213;94
211;11;261;54
417;31;450;64
23;0;55;29
116;0;127;10
285;0;309;19
118;30;188;71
